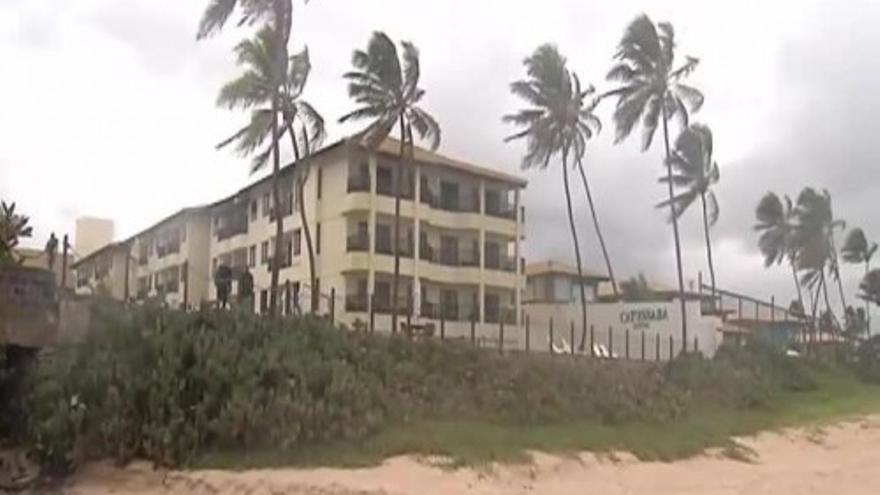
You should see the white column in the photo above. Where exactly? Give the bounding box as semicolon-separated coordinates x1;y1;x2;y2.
413;163;422;317
367;155;377;310
514;189;523;331
478;178;486;324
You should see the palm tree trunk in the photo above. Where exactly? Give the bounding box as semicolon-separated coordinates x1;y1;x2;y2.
699;192;717;298
560;146;588;352
867;260;872;336
790;261;805;316
575;157;618;297
390;115;406;334
267;4;290;318
661;107;688;351
829;236;848;312
285;122;318;313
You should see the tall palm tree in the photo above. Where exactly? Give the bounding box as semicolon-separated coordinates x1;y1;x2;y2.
754;192;807;317
504;44;602;351
198;0;301;316
842;227;878;334
340;32;441;333
0;201;33;266
606;14;704;349
659;123;720;297
859;269;880;306
216;29;324;315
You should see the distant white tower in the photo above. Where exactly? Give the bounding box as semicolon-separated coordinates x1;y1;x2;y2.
74;217;114;257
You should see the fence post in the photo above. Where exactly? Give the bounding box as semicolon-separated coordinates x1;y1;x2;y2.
549;317;554;354
693;336;698;353
406;293;412;339
440;316;446;341
655;333;660;361
641;331;646;361
570;321;575;356
668;335;674;361
369;293;375;334
608;326;614;359
329;287;336;324
499;320;505;354
470;312;476;346
525;314;531;353
590;325;595;357
771;296;776;323
625;328;630;360
755;300;759;322
738;296;743;320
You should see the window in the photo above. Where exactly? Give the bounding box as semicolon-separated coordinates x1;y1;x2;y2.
261;241;269;264
317;168;323;199
262;193;271;217
250;200;257;221
315;223;321;254
248;245;256;267
377;166;393;195
293;229;302;256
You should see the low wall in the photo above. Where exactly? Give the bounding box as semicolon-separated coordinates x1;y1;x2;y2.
524;300;722;359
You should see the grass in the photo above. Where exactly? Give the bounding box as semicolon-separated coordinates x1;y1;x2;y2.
196;366;880;470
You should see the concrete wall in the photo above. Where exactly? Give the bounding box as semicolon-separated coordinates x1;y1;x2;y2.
524;300;722;359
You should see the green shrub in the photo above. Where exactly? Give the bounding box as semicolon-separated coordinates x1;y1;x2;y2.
21;305;826;473
856;336;880;383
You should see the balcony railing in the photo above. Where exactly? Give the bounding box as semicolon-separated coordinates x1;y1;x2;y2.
485;307;516;324
372;295;411;314
485;203;516;220
156;242;181;259
215;219;248;241
377;179;414;200
485;254;516;272
375;236;413;257
347;233;369;252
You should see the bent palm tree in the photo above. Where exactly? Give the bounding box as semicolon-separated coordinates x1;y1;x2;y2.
216;31;324;313
842;227;878;334
340;32;441;333
606;15;704;349
793;188;846;317
754;192;807;317
659;123;720;298
198;0;304;316
504;44;601;350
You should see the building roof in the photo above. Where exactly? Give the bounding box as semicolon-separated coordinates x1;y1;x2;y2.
374;138;527;187
210;136;527;209
524;260;609;281
70;241;128;268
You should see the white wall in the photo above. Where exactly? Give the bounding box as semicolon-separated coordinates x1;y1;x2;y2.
524;300;722;359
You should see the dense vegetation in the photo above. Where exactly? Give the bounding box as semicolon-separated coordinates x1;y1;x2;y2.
14;305;876;474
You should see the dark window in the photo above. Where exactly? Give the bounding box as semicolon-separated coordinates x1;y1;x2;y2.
377;166;393;195
250;200;257;221
440;235;458;265
317;168;323;199
440;181;459;210
248;245;256;267
376;224;392;254
293;229;302;256
261;241;269;264
262;193;270;217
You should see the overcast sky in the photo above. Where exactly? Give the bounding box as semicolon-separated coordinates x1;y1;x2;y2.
2;0;879;309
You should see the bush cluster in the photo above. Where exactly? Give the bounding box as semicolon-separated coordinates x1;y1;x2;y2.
856;335;880;383
23;305;684;472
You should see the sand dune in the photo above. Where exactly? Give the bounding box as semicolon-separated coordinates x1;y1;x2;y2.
64;416;880;495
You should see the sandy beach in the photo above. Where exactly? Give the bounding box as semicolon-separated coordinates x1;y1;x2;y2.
62;416;880;495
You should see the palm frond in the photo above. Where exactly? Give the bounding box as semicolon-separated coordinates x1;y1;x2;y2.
407;106;441;151
196;0;237;39
400;40;421;101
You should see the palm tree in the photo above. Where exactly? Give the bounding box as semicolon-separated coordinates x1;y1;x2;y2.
859;269;880;306
198;0;301;316
573;104;619;298
754;192;807;317
793;188;846;317
842;227;878;335
0;201;33;266
215;28;324;314
605;15;704;349
504;44;601;351
659;123;720;297
340;32;441;333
